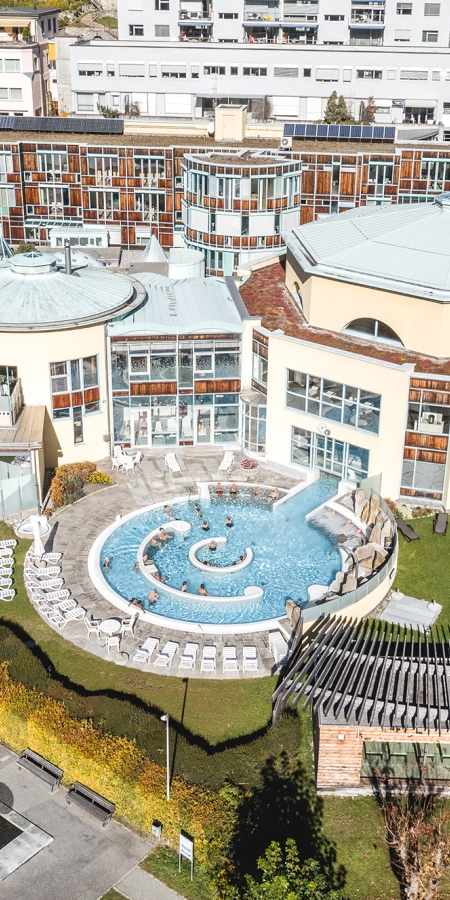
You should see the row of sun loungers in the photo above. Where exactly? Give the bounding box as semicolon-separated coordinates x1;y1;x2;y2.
165;450;234;475
132;638;261;672
395;512;449;542
0;539;17;601
25;550;88;629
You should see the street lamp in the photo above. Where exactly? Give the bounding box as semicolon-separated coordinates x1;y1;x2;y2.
160;714;170;801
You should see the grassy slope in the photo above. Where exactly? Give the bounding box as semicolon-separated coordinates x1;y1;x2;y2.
394;515;450;627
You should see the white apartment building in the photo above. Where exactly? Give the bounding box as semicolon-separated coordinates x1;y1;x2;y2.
0;6;59;116
69;40;450;124
117;0;450;47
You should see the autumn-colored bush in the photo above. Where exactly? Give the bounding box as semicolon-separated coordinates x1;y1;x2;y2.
50;461;96;508
0;664;237;867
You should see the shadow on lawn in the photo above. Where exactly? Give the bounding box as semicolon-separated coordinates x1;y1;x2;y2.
228;751;346;890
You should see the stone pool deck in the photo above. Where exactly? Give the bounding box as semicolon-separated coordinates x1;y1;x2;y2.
34;448;301;679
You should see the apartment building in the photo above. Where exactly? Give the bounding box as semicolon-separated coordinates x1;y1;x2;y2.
117;0;450;48
68;40;450;124
0;7;59;116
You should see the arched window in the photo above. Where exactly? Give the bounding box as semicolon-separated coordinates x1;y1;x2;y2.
292;281;303;309
343;318;403;347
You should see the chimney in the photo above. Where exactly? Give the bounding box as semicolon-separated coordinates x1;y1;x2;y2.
64;238;72;275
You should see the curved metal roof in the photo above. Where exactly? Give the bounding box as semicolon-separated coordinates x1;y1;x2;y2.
0;252;145;331
283;196;450;303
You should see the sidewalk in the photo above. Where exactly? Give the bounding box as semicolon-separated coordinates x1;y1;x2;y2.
115;867;183;900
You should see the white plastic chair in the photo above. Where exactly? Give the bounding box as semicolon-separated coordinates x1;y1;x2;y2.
123;456;136;476
84;617;102;639
223;646;238;672
154;641;179;668
178;642;199;670
243;646;259;672
133;636;159;663
165;452;181;474
121;615;137;636
134;450;144;469
219;451;234;473
107;635;121;653
201;645;216;672
269;631;289;666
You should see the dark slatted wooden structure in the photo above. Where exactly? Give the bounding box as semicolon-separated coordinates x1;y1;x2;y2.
273;616;450;734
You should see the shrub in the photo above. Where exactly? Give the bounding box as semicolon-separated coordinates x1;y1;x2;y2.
0;664;237;867
50;461;96;509
86;470;113;485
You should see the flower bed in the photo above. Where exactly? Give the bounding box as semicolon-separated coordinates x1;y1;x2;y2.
50;462;112;509
240;458;259;471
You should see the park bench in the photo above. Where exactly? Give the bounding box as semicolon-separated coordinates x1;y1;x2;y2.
67;782;115;825
17;748;63;791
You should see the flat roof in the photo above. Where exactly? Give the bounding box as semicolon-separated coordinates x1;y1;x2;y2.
240;262;450;375
108;272;244;337
0;6;60;16
0;405;44;450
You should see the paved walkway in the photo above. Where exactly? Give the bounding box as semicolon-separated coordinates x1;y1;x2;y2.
116;867;182;900
33;448;300;679
379;590;442;630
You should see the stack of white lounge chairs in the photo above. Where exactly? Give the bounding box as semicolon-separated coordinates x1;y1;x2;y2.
25;548;86;629
0;539;17;601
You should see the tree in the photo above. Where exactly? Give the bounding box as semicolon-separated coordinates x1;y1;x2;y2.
13;242;35;255
374;770;450;899
335;95;353;124
224;841;346;900
97;104;121;119
323;91;338;124
360;96;377;124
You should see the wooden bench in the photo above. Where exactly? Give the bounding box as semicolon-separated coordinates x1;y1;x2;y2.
67;782;115;825
17;748;63;792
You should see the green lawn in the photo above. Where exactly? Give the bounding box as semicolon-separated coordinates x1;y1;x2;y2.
394;515;450;626
96;15;118;27
141;846;213;900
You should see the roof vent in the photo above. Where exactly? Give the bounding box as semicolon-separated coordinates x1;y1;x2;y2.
435;193;450;209
10;251;57;276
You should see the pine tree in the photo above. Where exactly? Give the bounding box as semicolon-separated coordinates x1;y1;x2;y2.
335;94;353;124
323;91;338;124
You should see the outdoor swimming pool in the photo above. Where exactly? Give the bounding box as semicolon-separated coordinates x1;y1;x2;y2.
99;478;340;626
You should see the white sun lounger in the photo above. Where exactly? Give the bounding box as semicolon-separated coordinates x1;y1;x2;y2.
243;646;259;672
219;451;234;473
154;640;179;668
0;539;17;549
201;645;217;672
223;646;238;672
0;548;13;558
25;565;61;578
26;578;64;591
178;642;199;670
53;598;77;612
269;631;289;666
0;567;12;577
60;606;86;624
133;637;160;663
0;589;15;601
33;589;70;603
0;577;12;588
26;550;62;564
165;452;181;475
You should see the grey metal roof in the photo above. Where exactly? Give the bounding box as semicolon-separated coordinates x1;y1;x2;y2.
0;251;144;331
283;195;450;303
108;272;244;336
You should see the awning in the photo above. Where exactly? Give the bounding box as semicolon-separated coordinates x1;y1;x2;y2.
405;99;437;108
0;17;31;26
282;23;318;28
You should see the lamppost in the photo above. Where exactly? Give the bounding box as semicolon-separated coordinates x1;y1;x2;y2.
160;714;170;801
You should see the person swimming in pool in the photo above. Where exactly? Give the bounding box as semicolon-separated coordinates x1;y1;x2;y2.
198;583;209;595
230;483;238;497
233;554;246;565
251;486;262;499
163;505;174;520
158;527;171;542
202;520;210;531
267;487;279;504
129;597;143;609
134;560;140;571
181;581;188;592
103;557;111;570
209;539;217;551
224;516;234;528
142;553;153;566
148;590;159;605
153;570;166;583
215;482;224;496
202;560;214;566
194;503;201;517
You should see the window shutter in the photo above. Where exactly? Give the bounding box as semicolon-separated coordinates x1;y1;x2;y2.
119;62;145;77
274;66;298;77
316;67;339;81
400;69;428;80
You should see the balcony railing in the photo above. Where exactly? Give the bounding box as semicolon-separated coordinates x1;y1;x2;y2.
350;36;383;45
179;10;212;20
0;378;23;427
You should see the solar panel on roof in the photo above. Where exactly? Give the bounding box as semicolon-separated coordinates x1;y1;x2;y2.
284;122;396;142
0;117;123;135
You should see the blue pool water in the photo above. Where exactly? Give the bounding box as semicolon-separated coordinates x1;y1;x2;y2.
100;479;340;625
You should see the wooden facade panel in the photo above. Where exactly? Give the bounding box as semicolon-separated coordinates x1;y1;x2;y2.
316;170;331;194
131;381;177;396
301;170;315;194
71;391;82;407
52;393;70;410
84;387;100;405
194;379;240;394
405;432;448;450
340;171;355;196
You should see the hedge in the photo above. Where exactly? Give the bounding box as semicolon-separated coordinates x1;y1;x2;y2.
0;664;237;868
50;462;112;508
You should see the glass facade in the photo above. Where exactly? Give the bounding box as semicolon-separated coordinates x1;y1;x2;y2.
241;401;266;455
49;355;100;426
401;455;446;497
287;369;381;435
291;426;369;481
111;337;241;447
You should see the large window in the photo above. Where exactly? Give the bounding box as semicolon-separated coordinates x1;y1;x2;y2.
87;154;119;185
38;187;69;214
88;191;120;219
287;370;381;435
49;356;100;422
134;155;165;185
135;192;165;221
420;158;450;190
401;454;446;498
37;152;68;181
242;401;266;454
291;426;369;481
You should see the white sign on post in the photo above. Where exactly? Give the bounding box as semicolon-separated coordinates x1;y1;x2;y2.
179;834;194;881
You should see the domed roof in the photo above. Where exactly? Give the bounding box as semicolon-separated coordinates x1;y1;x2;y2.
0;251;145;331
283;195;450;303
